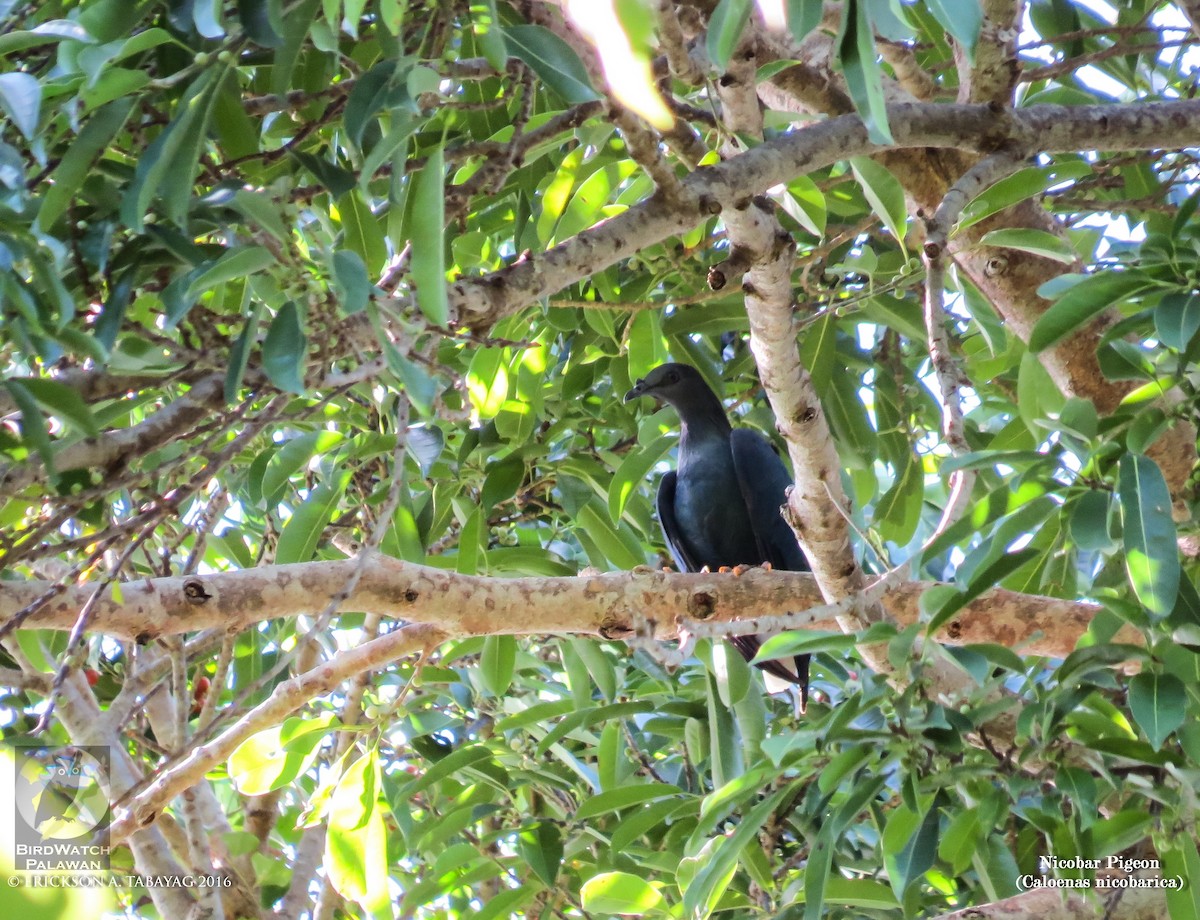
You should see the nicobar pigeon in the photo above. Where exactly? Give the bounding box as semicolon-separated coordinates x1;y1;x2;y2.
625;362;811;708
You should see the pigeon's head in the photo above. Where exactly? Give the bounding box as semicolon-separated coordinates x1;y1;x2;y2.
623;363;706;409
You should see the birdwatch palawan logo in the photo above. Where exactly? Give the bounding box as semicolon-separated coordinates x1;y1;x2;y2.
9;743;112;871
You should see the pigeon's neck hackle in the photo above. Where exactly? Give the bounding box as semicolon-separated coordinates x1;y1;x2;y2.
671;382;733;443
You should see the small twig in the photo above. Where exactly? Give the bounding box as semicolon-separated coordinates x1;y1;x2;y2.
654;0;704;85
919;154;1027;550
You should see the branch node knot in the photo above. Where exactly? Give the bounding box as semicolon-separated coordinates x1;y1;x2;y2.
182;579;211;605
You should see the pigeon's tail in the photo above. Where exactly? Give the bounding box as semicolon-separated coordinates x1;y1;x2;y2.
729;635;811;713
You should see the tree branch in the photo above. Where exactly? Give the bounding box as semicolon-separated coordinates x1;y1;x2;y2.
0;559;1129;660
0;374;227;494
107;622;445;844
443;99;1200;332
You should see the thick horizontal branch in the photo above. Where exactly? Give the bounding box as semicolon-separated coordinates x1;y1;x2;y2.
444;99;1200;329
1;557;1128;660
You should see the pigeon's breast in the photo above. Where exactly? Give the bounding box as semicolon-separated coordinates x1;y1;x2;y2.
674;440;761;569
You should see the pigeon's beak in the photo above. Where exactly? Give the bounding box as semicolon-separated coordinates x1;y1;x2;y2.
624;379;647;403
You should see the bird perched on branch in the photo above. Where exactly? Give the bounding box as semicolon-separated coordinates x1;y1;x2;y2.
625;362;811;708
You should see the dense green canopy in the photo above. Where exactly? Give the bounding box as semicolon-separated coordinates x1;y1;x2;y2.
4;0;1200;918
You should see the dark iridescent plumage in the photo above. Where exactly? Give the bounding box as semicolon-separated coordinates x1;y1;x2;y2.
625;363;810;706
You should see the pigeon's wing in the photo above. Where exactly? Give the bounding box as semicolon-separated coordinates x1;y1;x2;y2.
656;471;700;573
729;428;812;705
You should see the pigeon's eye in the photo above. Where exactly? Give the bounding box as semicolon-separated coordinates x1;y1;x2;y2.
666;371;679;384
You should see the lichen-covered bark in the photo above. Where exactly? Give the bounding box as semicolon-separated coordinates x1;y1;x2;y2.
1;559;1129;660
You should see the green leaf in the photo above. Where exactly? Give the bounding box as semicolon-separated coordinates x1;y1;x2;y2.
275;470;351;563
677;836;738;919
1118;454;1179;619
472;888;535;920
535;701;653;756
185;246;277;302
290;149;356;197
9;377;100;438
110;27;177;64
0;22;92;55
389;743;496;804
1069;491;1115;552
824;877;900;910
925;0;982;63
574;783;683;820
874;452;924;546
337;189;387;277
576;501;645;569
238;0;284;46
806;774;890;920
4;380;55;480
517;821;563;887
850;158;907;247
958;164;1089;231
479;635;516;696
1127;672;1186;750
0;72;42;140
225;190;286;242
782;174;827;238
193;0;226;37
626;310;668;382
753;631;859;664
466;347;508;418
120;69;219;231
884;799;939;896
925;549;1040;636
938;807;982;876
37;97;135;229
326;750;389;914
81;67;150;111
1058;766;1097;824
566;637;618;701
226;300;264;402
981;227;1076;264
706;0;753;71
1093;810;1155;858
824;370;876;469
332;249;370;314
360;118;417;196
343;59;401;150
1162;836;1200;920
228;715;336;794
836;0;892;144
711;640;751;707
1154;291;1200;351
684;787;790;920
94;264;137;353
270;0;321;94
165;80;224;225
609;434;674;523
1029;272;1151;352
502;25;599;104
472;0;507;71
798;311;836;396
786;0;825;42
456;507;484;575
481;454;525;511
1127;407;1168;455
261;301;308;394
1016;349;1065;432
581;871;665;915
494;699;575;734
409;146;449;324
